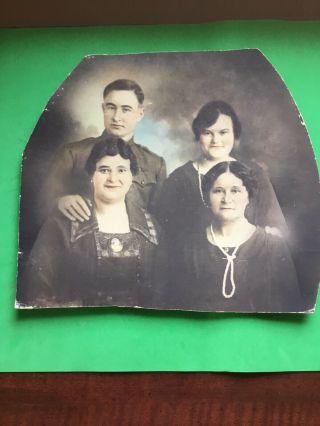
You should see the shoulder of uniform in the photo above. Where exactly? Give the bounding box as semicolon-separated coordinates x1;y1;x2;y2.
65;135;100;150
132;141;164;162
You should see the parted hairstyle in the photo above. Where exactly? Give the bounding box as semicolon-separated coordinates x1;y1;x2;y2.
201;161;258;206
192;100;242;141
103;79;144;105
85;136;139;177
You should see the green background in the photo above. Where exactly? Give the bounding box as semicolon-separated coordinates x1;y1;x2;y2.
1;21;319;372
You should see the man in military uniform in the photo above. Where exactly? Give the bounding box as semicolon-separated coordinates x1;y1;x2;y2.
45;79;166;222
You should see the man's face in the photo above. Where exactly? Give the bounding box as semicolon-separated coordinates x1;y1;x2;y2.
102;90;144;140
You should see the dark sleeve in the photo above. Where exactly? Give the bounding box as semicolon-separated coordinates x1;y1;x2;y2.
16;215;70;307
156;171;182;233
268;235;302;312
148;157;167;216
40;144;75;213
150;227;171;310
141;212;170;309
250;164;288;235
164;231;203;311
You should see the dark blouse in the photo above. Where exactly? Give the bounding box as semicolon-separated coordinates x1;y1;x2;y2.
92;231;142;307
169;227;302;313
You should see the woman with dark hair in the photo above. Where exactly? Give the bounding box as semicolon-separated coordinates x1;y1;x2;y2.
159;101;286;249
17;136;165;309
171;161;301;312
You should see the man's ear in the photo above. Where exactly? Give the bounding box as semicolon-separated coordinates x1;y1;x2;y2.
101;102;105;113
137;106;144;122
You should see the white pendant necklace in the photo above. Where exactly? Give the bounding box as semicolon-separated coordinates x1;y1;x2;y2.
210;225;240;299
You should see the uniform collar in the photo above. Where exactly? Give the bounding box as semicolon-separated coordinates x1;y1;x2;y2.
100;129;135;145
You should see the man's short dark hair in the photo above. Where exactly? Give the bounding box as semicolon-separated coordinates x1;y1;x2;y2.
202;161;257;206
192;100;242;141
103;79;144;105
86;136;139;177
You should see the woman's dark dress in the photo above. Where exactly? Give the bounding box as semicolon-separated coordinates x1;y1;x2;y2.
17;202;166;309
169;227;302;313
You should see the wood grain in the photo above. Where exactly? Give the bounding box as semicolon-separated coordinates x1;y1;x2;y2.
1;373;319;425
1;0;320;27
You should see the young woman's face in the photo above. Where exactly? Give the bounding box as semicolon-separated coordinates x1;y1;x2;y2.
199;114;235;161
92;154;133;204
209;172;249;222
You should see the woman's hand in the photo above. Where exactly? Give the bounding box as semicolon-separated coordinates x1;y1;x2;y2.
58;195;91;222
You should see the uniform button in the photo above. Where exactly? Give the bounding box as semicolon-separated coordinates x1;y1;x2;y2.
141;180;145;185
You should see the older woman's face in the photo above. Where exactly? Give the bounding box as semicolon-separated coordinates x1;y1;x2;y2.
199;114;235;161
92;154;133;204
209;172;249;222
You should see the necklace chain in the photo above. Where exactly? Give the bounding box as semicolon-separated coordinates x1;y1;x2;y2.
197;161;207;206
210;225;239;299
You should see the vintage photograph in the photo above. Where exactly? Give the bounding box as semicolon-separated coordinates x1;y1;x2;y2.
16;49;320;312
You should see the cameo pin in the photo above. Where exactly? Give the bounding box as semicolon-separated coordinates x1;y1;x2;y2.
110;238;123;253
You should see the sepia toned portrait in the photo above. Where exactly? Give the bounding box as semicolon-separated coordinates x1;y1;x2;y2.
16;49;320;313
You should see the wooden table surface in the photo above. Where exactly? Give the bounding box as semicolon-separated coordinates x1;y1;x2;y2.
1;372;319;425
1;0;320;27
